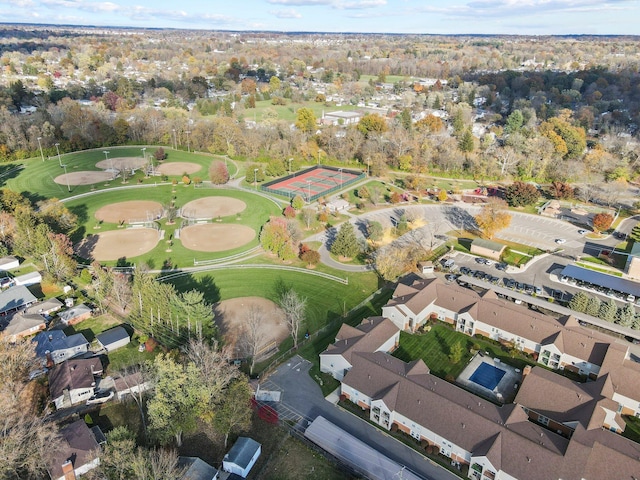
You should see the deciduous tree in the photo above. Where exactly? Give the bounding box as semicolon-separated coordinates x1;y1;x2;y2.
592;213;614;233
278;289;306;349
505;181;539;207
474;199;512;239
213;377;253;448
209;160;229;184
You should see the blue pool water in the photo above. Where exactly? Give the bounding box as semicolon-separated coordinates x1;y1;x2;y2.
469;362;506;390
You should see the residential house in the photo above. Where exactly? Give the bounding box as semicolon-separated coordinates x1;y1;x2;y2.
178;456;219;480
222;437;261;478
383;278;611;379
33;330;90;366
1;312;46;342
597;341;640;418
49;358;103;409
0;284;36;314
47;419;102;480
58;303;92;326
340;351;640;479
320;317;399;380
25;297;64;317
96;325;130;352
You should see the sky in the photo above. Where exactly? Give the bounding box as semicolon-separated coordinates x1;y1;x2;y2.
0;0;639;35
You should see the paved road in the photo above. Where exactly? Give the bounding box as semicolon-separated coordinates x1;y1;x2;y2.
262;356;460;480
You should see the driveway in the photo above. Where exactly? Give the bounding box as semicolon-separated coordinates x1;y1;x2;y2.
262;356;460;480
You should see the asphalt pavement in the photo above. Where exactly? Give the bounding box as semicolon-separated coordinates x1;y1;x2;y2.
262;356;460;480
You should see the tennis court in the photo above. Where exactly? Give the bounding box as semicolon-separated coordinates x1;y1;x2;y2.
261;165;365;202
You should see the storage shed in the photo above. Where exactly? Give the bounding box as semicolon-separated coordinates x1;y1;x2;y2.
470;238;506;261
222;437;261;478
0;256;19;270
96;326;130;353
14;271;42;286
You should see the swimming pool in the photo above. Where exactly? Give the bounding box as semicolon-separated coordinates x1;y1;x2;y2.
469;362;506;391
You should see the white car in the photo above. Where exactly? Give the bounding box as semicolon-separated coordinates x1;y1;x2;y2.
555;238;566;244
578;229;589;235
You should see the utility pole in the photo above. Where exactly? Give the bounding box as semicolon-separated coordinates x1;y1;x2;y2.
186;130;191;153
62;164;70;192
254;168;258;190
37;137;44;162
55;142;62;167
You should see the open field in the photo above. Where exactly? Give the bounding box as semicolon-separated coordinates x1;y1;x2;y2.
4;147;232;200
77;228;161;261
65;185;279;267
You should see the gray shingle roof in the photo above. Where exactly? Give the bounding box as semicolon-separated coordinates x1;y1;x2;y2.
224;437;260;469
0;285;36;313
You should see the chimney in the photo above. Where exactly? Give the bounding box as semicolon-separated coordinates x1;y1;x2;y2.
61;460;76;480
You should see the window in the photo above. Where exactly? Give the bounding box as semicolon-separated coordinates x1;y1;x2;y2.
538;415;550;426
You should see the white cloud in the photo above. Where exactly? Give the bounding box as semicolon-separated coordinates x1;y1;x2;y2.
267;0;331;5
270;8;303;18
335;0;386;9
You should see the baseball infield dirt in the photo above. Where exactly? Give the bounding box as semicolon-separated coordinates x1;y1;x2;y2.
95;201;164;224
156;162;201;175
76;228;159;261
179;224;255;252
181;197;246;219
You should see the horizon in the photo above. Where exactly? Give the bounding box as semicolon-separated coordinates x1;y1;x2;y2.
0;0;638;36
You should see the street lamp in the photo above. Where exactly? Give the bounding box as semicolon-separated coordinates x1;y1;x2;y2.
338;168;343;186
103;150;112;171
172;128;177;150
62;164;70;192
141;147;146;160
254;168;258;190
288;158;293;175
307;179;312;203
55;142;62;167
186;130;191;153
37;137;44;162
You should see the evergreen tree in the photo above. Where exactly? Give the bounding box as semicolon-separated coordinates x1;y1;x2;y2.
599;298;617;322
616;303;635;327
331;222;360;259
459;128;475;153
568;291;589;313
585;296;601;317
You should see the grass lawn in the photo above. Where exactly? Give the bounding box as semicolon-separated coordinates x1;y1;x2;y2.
392;325;536;379
166;268;380;339
62;313;122;342
5;147;230;201
262;435;356;480
622;415;640;444
250;99;361;124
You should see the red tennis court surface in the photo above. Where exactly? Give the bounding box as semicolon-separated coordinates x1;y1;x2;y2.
262;166;365;201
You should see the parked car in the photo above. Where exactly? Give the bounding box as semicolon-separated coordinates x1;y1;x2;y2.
534;286;543;295
86;390;114;405
555;238;566;244
578;229;589;235
460;267;471;275
484;259;495;266
495;263;507;271
475;257;487;264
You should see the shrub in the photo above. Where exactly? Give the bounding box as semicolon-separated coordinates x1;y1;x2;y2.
283;205;296;218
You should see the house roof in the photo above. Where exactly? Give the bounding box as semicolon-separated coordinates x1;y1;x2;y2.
224;437;261;469
96;325;129;347
14;271;41;283
47;420;99;480
2;312;45;337
49;358;102;400
322;317;399;363
471;238;505;252
343;351;640;480
32;330;88;358
25;297;63;315
0;255;18;268
514;367;608;429
0;285;36;313
178;456;218;480
598;341;640;400
57;303;92;323
390;278;611;367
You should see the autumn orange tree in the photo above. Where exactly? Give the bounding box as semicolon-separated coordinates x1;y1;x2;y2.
474;198;512;239
592;213;614;233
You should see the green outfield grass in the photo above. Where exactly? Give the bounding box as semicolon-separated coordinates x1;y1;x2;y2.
4;146;235;201
165;267;379;340
65;185;280;267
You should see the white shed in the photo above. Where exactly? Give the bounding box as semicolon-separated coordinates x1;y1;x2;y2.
95;326;130;352
222;437;261;478
0;256;19;270
14;271;42;286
